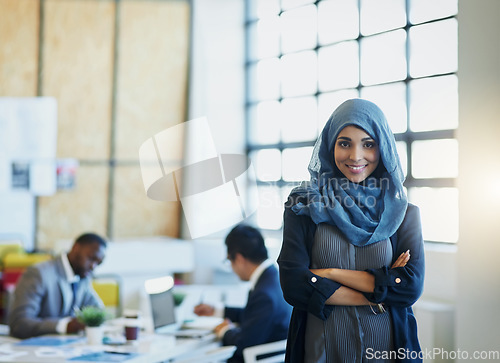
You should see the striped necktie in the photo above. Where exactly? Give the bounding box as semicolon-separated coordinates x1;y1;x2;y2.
71;281;78;316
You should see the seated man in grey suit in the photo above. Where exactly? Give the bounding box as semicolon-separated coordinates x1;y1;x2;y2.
8;233;107;339
194;224;291;363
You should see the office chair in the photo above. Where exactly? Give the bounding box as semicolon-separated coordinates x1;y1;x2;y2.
92;274;123;318
172;345;237;363
0;242;24;268
1;252;52;323
242;339;287;363
1;252;52;288
0;242;24;322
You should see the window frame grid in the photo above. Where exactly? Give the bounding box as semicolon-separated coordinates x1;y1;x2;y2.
244;0;458;243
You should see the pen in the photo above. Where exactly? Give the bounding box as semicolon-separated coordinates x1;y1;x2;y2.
105;351;131;355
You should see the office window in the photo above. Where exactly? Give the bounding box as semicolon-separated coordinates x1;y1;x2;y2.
245;0;458;243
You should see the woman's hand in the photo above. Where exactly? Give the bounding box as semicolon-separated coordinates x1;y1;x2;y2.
310;249;410;295
391;250;410;268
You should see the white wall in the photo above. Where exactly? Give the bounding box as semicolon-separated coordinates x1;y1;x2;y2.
456;0;500;359
183;0;246;242
419;244;457;303
413;244;457;362
187;0;245;155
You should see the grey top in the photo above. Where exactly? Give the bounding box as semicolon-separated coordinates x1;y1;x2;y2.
304;223;395;363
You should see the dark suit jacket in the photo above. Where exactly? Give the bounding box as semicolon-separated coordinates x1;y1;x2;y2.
222;264;292;363
8;255;103;339
278;196;425;363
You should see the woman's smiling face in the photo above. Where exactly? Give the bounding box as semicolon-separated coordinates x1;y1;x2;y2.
334;125;380;183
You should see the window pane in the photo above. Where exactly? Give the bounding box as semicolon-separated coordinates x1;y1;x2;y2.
409;75;458;131
281;51;317;97
409;19;458;77
317;89;359;133
251;149;281;181
396;141;408;177
248;58;281;101
248;101;281;145
282;184;299;204
248;18;280;61
281;97;317;143
248;63;258;102
412;139;458;178
360;82;407;133
281;5;317;53
360;0;406;35
318;41;359;92
282;147;313;181
245;0;458;238
409;187;458;242
318;0;359;44
409;0;457;24
248;23;259;61
360;30;407;85
256;185;284;230
281;0;315;11
248;0;281;20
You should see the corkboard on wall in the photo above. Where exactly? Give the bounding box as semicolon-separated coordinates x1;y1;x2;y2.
42;0;115;160
0;0;39;97
112;165;180;238
114;0;190;161
33;0;189;245
37;165;109;251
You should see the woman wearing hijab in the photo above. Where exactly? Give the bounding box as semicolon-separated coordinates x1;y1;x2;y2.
278;99;424;362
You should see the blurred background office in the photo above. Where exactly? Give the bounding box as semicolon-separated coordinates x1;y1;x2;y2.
0;0;498;361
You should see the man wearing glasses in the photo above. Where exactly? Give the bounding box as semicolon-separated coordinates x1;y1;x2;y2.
193;224;291;363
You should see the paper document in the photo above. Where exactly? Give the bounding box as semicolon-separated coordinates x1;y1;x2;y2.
69;351;140;362
181;316;223;330
0;345;28;362
16;336;84;346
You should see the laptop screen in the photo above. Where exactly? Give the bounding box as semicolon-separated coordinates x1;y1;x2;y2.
149;289;177;330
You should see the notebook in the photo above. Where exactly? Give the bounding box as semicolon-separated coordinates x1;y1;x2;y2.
148;288;219;338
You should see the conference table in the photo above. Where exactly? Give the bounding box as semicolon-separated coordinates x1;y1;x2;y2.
0;332;219;363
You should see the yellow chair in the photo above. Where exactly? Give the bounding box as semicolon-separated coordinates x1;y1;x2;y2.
1;252;52;323
2;252;51;270
92;274;122;318
0;242;24;269
2;252;52;290
0;242;24;322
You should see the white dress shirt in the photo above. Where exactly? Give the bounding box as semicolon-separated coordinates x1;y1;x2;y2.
55;254;80;334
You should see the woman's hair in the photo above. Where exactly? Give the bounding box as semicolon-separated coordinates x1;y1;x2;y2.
225;224;268;264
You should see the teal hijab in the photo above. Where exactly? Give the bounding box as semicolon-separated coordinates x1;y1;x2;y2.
290;99;407;246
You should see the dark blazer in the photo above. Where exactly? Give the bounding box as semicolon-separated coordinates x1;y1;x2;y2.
8;255;103;339
278;195;425;363
222;264;292;363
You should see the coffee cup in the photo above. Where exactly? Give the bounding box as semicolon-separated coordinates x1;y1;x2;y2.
125;325;139;340
123;312;141;341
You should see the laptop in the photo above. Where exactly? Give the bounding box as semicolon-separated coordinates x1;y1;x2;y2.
147;281;219;339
